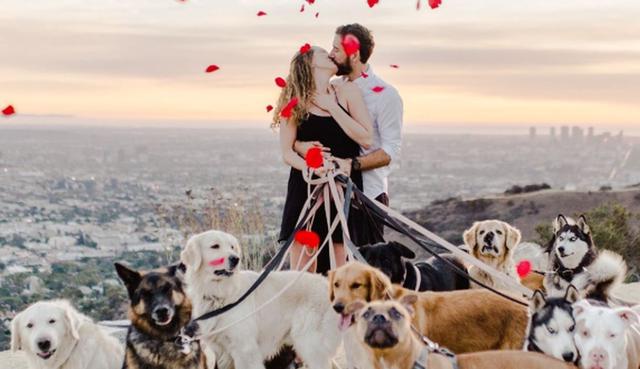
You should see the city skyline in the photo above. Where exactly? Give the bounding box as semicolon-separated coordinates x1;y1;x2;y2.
1;0;639;126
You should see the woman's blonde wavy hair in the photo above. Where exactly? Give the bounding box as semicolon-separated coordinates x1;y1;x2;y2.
271;48;316;128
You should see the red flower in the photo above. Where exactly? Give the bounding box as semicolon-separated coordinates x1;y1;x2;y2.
266;105;274;113
275;77;287;88
367;0;379;8
361;72;369;78
205;65;220;73
341;34;360;57
390;64;399;68
295;230;320;249
429;0;442;9
257;11;267;16
516;260;532;278
305;147;324;169
2;105;15;116
280;97;299;119
372;86;385;93
299;43;311;55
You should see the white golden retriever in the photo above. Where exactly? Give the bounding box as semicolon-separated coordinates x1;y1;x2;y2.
463;219;522;291
11;300;123;369
181;230;341;369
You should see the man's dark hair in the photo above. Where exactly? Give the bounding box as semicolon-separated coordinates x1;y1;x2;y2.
335;23;375;64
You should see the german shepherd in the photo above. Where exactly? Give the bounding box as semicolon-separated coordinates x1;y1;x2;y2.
115;262;207;369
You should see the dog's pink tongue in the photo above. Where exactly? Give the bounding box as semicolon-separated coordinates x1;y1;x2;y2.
338;314;352;331
208;258;225;267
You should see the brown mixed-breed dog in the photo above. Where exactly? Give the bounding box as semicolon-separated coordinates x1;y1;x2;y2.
329;262;529;355
346;297;577;369
463;220;522;291
115;262;207;369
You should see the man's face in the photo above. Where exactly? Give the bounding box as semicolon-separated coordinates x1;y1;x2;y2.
329;34;353;76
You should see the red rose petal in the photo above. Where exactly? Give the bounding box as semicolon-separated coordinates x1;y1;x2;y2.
416;0;421;10
275;77;287;88
361;72;369;78
205;65;220;73
305;147;324;169
2;105;15;116
208;257;225;267
306;0;315;4
299;43;311;55
315;12;319;18
517;260;532;278
280;97;299;119
372;86;385;93
367;0;379;8
429;0;442;9
266;105;274;113
257;10;267;16
300;4;305;12
390;64;399;69
341;34;360;57
295;230;320;249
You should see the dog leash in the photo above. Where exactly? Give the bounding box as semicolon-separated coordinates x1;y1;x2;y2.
413;329;459;369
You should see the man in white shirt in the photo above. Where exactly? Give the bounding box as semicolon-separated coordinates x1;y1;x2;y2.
296;23;403;246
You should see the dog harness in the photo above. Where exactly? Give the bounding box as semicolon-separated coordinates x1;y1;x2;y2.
403;262;423;292
414;334;459;369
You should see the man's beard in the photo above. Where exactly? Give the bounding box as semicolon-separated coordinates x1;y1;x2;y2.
334;58;353;76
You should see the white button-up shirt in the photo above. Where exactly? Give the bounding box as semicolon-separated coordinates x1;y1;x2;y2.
353;66;403;199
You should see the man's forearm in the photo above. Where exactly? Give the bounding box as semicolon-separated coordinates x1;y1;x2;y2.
356;149;391;171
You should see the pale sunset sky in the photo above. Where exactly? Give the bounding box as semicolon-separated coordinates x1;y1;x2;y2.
1;0;639;130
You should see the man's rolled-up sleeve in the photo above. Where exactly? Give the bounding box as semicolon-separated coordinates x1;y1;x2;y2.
377;89;403;164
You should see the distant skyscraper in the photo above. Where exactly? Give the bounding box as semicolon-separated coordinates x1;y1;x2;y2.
588;127;594;139
560;126;570;141
529;126;536;139
550;127;556;139
572;126;584;141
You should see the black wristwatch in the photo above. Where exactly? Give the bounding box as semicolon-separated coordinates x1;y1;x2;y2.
351;157;362;171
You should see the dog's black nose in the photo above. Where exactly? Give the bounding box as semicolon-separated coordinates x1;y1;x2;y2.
372;314;387;324
154;307;169;318
562;352;574;362
558;246;565;254
229;255;240;268
484;232;494;243
333;303;345;313
37;340;51;351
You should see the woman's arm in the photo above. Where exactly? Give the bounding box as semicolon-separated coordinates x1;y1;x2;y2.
313;84;373;149
279;118;309;171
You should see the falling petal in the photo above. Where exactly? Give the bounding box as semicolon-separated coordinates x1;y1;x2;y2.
367;0;379;8
299;43;311;55
257;10;267;16
266;105;274;113
205;65;220;73
2;105;15;116
341;34;360;57
390;64;399;68
372;86;385;93
429;0;442;9
275;77;287;88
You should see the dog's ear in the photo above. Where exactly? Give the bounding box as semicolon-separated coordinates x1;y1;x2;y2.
399;294;418;316
358;246;370;260
463;222;479;250
367;268;392;301
577;215;590;235
60;301;81;340
503;223;521;252
391;242;416;260
572;299;591;318
615;307;640;327
115;262;142;297
554;214;568;233
181;235;203;271
344;300;366;317
168;262;186;277
328;270;336;302
531;290;547;311
10;311;22;352
565;284;580;303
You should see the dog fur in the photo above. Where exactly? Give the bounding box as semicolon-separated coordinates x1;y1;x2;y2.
328;262;529;355
11;299;123;369
358;241;469;292
115;262;207;369
463;220;522;291
543;214;627;302
345;297;577;369
525;286;580;364
181;230;341;369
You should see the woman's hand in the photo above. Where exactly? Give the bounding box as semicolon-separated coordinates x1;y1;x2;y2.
295;141;331;157
332;157;352;177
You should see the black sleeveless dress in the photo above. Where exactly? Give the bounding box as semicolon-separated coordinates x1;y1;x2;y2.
279;111;363;273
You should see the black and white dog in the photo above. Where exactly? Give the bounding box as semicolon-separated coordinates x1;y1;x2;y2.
358;241;470;292
543;214;627;302
525;285;580;364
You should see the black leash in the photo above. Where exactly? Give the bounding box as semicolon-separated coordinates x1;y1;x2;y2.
338;175;528;308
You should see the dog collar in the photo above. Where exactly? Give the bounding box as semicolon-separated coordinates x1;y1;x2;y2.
403;262;422;292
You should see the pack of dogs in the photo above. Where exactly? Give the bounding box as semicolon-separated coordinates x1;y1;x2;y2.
10;214;637;369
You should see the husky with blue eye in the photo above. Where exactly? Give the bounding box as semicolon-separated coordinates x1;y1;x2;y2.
543;214;627;303
525;285;580;364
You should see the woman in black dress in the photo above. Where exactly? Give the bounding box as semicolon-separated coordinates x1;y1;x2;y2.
272;46;373;274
